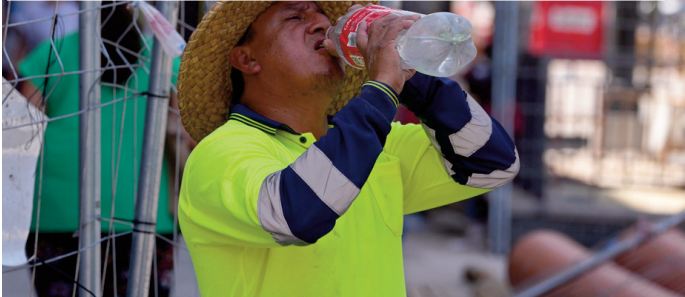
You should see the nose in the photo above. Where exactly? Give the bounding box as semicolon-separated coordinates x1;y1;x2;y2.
306;10;331;35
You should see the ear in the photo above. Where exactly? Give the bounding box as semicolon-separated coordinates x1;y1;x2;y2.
229;45;261;75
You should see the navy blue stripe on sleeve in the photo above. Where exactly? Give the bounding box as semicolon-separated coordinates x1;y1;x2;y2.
400;73;519;188
319;82;398;188
279;167;339;244
258;82;399;244
432;120;517;184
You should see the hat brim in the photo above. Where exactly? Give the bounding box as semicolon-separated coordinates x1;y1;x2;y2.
178;1;374;142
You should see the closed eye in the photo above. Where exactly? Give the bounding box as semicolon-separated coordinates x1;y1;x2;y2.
286;15;303;21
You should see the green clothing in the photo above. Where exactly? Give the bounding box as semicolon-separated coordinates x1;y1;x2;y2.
179;117;487;296
19;32;180;233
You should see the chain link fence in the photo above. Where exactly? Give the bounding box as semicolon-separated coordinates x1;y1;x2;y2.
2;1;202;296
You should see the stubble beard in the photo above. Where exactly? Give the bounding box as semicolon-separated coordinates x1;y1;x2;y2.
309;60;345;100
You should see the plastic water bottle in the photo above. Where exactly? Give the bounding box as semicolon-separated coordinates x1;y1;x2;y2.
131;0;186;57
326;5;477;77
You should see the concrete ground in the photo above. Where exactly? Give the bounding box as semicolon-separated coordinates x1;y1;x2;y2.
403;227;509;297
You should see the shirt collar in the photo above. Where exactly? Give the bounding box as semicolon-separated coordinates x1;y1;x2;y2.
229;104;298;135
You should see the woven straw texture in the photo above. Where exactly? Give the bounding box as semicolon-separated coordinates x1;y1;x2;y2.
178;1;375;141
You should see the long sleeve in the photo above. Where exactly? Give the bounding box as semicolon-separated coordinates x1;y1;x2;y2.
383;123;489;214
398;73;519;189
178;81;399;247
257;81;398;245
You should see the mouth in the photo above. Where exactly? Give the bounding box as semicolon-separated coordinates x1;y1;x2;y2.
314;39;325;51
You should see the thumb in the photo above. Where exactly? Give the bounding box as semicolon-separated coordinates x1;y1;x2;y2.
356;21;369;56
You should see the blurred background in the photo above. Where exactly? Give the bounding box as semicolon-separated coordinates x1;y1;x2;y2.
2;1;684;297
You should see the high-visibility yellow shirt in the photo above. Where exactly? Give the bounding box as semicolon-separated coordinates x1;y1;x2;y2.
179;76;518;296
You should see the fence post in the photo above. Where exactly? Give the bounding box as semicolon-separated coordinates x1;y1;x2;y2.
78;2;102;296
127;2;178;297
488;1;520;255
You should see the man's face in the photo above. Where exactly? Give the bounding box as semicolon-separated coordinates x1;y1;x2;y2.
247;2;344;95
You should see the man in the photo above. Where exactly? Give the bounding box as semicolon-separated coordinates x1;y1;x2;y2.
177;2;518;296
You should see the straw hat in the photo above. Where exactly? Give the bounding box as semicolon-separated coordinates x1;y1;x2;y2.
178;1;375;141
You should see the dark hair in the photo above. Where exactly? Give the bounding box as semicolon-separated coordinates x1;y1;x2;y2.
229;26;253;105
100;1;141;85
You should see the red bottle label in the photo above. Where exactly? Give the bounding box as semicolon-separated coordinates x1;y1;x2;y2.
339;5;393;69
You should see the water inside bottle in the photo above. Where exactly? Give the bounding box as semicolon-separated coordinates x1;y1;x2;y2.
396;12;477;77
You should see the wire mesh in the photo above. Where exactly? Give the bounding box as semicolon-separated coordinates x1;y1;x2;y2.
2;1;197;296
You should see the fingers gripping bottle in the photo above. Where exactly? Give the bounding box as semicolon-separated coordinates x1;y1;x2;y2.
326;5;477;78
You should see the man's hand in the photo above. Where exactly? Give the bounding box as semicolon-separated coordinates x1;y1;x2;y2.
356;14;418;94
323;5;418;94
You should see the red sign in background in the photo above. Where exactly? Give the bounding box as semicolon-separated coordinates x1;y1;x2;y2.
529;1;604;59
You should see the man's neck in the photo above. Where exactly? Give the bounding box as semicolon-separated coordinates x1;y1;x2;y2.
241;86;331;139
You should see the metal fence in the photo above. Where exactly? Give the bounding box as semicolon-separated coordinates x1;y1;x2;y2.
2;1;200;296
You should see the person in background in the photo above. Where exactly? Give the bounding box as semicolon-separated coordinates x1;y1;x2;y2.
3;1;78;100
18;2;182;296
510;227;685;296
